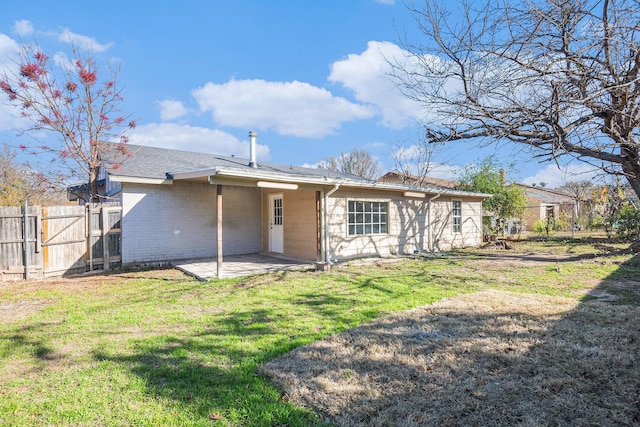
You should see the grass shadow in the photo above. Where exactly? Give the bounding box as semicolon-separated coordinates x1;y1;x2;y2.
90;312;323;425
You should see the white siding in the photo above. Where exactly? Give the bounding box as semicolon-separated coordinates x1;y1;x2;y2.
326;190;483;261
121;182;261;263
431;198;483;250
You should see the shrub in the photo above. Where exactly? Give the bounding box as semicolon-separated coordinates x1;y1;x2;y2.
615;204;640;239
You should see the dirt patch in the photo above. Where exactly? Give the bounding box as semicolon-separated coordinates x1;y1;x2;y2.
0;299;55;323
260;290;640;426
0;268;189;323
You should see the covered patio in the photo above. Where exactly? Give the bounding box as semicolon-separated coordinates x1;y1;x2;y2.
173;253;317;281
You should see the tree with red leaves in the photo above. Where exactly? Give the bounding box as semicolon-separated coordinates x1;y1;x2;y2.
0;44;134;202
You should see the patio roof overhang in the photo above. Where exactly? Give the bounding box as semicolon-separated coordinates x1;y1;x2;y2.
108;165;492;199
164;167;493;200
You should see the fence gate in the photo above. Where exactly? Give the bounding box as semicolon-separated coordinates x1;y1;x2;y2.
87;203;122;271
0;205;42;280
42;205;87;277
0;203;122;281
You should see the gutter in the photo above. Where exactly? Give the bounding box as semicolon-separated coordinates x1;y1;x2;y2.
323;184;340;264
112;166;491;200
108;175;173;185
186;167;492;199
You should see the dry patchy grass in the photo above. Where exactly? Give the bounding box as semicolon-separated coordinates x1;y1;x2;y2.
2;239;639;425
0;269;188;324
261;290;640;426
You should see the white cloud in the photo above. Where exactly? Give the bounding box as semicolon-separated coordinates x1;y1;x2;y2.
328;41;423;129
0;33;19;68
425;163;461;180
390;160;461;181
192;79;375;138
521;163;601;188
13;20;33;37
157;100;189;121
300;161;323;169
0;103;26;132
127;123;270;160
52;52;74;70
0;34;27;131
57;28;112;52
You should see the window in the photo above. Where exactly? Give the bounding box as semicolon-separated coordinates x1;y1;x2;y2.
545;205;555;219
452;200;462;233
273;197;283;225
348;201;388;236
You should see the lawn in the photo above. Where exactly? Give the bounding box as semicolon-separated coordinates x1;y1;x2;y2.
1;239;639;426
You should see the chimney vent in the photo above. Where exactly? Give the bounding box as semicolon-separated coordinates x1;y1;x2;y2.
248;131;258;168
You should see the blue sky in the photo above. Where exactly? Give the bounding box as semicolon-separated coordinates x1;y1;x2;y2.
0;0;599;187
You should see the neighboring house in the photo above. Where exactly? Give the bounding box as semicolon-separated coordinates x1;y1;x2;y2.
100;137;490;273
67;165;123;204
378;171;459;190
515;184;575;229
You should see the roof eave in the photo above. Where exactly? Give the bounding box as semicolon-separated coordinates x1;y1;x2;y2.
108;174;173;185
110;166;491;199
211;167;492;198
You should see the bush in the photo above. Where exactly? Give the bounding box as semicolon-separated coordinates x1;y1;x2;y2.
615;204;640;239
533;218;565;236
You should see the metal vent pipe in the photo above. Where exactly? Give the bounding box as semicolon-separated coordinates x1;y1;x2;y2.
248;131;258;168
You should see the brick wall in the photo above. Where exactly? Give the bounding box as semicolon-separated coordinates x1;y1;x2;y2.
121;182;261;263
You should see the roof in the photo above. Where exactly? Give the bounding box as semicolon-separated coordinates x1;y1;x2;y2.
103;144;365;182
102;144;492;199
514;184;575;204
378;171;459;190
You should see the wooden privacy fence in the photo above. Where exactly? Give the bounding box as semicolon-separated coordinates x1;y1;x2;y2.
0;203;121;281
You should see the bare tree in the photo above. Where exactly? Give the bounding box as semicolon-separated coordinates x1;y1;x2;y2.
319;148;381;179
0;144;66;205
390;127;449;185
1;43;134;202
391;0;640;198
559;179;592;208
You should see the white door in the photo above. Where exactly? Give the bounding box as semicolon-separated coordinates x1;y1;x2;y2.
269;194;284;253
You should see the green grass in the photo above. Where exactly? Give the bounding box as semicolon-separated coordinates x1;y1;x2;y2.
1;239;638;426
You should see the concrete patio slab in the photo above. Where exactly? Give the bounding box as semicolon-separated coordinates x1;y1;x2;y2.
173;253;316;280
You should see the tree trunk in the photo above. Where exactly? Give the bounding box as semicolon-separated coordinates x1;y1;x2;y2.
621;162;640;201
89;168;99;203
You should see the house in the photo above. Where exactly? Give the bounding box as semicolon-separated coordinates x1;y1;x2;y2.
515;184;575;230
101;134;490;276
378;171;459;190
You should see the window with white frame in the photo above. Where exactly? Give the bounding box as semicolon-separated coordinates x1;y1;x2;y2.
452;200;462;233
348;201;388;236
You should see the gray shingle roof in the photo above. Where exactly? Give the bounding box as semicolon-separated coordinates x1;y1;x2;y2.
102;143;491;199
102;143;371;182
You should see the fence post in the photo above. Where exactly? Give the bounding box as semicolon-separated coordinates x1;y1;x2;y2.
572;202;576;239
102;205;110;271
88;203;93;271
23;200;30;280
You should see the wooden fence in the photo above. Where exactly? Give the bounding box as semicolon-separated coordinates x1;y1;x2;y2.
0;203;121;281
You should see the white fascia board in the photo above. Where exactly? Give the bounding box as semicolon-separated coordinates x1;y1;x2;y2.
348;181;492;199
108;175;173;185
212;167;341;186
168;166;491;199
171;168;219;180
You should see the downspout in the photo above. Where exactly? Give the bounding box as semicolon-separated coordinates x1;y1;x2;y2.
323;184;340;264
427;192;442;252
